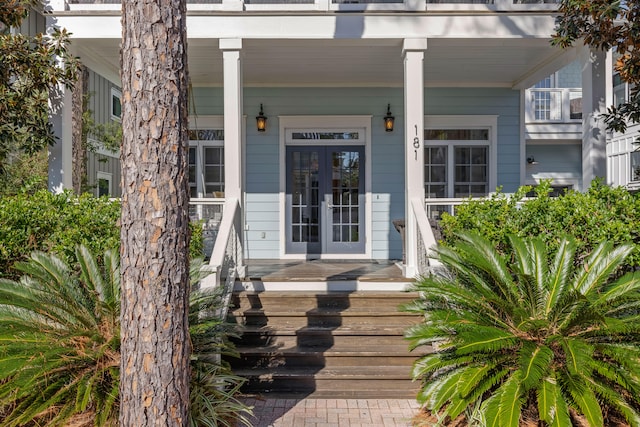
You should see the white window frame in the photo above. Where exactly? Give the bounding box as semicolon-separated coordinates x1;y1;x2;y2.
424;115;498;198
110;88;122;122
188;116;224;198
96;171;113;197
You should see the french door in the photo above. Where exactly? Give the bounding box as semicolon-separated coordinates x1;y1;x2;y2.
285;146;365;255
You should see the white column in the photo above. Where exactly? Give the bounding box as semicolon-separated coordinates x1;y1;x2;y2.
220;38;244;201
219;38;245;275
48;59;73;193
581;47;607;190
403;38;427;278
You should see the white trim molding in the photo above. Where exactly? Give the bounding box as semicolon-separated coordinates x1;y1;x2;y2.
424;115;499;195
278;115;373;260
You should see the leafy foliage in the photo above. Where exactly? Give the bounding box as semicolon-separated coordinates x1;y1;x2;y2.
439;180;640;272
0;246;121;426
0;247;252;426
0;190;204;279
0;0;79;170
404;232;640;426
0;147;48;196
553;0;640;141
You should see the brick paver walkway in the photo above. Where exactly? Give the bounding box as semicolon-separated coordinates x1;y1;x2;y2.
239;397;421;427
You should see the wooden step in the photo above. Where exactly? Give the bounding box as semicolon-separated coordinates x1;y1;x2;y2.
230;308;420;328
230;344;423;368
227;290;425;398
235;366;420;399
230;291;419;312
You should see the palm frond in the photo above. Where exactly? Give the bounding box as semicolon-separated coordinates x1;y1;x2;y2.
497;373;524;427
544;237;577;316
573;241;633;297
518;342;552;391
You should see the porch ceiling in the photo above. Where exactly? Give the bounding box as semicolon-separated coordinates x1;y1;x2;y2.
74;36;569;89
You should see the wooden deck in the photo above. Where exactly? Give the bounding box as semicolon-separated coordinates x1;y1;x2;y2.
241;260;409;283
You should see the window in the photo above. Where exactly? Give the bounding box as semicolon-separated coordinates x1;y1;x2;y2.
526;185;573;198
424;128;491;198
613;73;627;107
631;151;640;182
96;172;112;197
110;88;122;121
188;128;224;198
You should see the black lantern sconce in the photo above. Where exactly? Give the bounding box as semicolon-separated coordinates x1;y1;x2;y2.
527;156;538;165
384;104;395;132
256;104;267;132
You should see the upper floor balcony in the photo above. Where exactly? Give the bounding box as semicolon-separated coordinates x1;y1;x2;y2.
524;87;583;141
525;88;583;124
52;0;560;13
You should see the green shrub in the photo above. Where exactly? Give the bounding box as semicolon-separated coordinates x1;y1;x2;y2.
0;247;251;427
439;180;640;271
0;190;204;279
404;232;640;426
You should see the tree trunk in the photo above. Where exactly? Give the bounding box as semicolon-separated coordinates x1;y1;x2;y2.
119;0;190;424
71;64;87;194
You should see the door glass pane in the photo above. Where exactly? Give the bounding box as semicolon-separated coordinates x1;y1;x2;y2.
330;150;360;243
291;150;320;243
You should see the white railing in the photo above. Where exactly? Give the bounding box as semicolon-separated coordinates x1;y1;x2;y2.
424;197;474;220
525;88;583;124
410;198;442;277
189;197;225;260
59;0;559;12
199;198;243;322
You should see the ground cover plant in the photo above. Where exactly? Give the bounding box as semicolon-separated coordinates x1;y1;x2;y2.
404;232;640;426
0;246;251;426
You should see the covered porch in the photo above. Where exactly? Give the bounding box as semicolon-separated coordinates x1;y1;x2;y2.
47;3;608;287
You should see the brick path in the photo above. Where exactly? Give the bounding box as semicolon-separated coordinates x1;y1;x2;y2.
239;397;421;427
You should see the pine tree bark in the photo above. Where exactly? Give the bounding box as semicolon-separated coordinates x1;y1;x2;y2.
119;0;190;424
71;64;87;194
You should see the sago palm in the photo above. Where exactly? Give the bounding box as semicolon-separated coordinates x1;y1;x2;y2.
403;232;640;427
0;247;250;426
0;246;120;426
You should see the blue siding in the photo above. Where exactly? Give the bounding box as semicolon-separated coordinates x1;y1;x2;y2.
525;144;582;184
426;88;522;193
557;61;581;88
190;86;522;260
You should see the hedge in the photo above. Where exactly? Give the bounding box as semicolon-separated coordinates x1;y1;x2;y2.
0;190;204;279
439;180;640;271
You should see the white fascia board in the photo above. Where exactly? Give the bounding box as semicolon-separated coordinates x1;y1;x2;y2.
54;14;557;40
513;46;580;90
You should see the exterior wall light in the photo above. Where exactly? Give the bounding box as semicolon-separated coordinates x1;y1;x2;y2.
256;104;267;132
527;157;538;165
384;104;395;132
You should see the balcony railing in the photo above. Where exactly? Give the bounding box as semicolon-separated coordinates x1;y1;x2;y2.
58;0;559;12
525;88;583;124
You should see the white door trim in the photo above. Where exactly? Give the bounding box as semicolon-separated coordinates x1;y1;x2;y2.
278;115;372;259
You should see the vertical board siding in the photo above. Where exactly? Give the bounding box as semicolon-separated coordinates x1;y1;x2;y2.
86;70;121;197
189;86;521;260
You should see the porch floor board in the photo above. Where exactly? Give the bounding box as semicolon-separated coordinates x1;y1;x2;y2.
242;260;408;282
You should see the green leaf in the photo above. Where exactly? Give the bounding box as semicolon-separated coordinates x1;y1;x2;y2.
545;237;576;316
498;373;523;427
518;343;552;391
